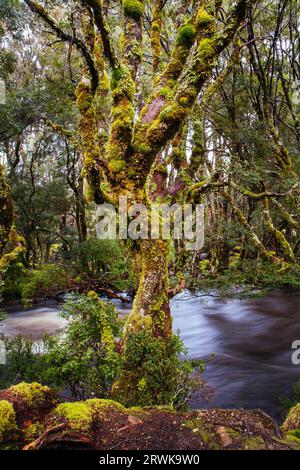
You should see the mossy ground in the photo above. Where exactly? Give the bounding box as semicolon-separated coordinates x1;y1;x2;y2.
0;383;300;450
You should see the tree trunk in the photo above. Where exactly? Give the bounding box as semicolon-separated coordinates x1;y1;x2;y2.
126;239;172;339
113;239;173;405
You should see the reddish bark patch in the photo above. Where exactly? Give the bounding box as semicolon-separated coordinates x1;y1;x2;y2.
142;97;165;124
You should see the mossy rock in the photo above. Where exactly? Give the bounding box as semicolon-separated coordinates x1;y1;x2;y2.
8;382;56;408
282;403;300;431
53;402;95;434
53;399;125;434
242;436;266;450
0;400;18;445
86;398;125;414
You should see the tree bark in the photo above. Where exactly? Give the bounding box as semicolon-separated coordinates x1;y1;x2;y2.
126;239;172;340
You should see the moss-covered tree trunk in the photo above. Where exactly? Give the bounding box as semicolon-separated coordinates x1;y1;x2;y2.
113;239;177;405
126;239;172;339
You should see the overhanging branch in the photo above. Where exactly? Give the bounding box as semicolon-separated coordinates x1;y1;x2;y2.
24;0;99;92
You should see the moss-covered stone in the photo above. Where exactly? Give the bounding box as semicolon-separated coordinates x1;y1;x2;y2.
184;418;220;450
0;400;17;443
53;399;125;434
54;402;95;434
282;403;300;431
242;436;266;450
9;382;55;408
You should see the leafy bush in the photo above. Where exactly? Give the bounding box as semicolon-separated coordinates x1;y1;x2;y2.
0;293;124;399
279;380;300;417
1;293;206;409
65;238;134;291
0;336;47;389
198;260;300;297
19;264;70;303
42;292;124;399
0;260;26;300
115;330;208;410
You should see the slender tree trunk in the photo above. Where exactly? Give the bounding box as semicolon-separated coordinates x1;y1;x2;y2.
0;165;14;258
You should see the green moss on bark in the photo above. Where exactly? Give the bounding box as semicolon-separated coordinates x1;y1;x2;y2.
123;0;144;21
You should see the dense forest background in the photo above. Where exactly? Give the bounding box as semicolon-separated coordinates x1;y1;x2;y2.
1;1;299;300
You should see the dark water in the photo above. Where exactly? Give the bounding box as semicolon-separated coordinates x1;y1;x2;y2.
171;289;300;419
1;290;300;419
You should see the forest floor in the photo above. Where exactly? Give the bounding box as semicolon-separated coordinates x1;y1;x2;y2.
1;384;300;451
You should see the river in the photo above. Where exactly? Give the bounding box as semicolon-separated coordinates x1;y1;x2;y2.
1;289;300;419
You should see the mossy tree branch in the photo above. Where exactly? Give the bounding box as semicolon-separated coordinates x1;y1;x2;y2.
150;0;165;74
82;0;119;69
128;0;249;189
262;197;295;261
24;0;100;93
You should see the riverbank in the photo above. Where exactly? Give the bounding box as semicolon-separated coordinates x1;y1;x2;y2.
1;289;300;420
0;382;300;450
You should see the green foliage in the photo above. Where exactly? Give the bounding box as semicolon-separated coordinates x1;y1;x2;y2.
279;380;300;416
116;331;207;410
19;264;70;303
1;294;124;400
42;293;124;399
0;400;17;443
1;260;25;300
199;260;300;296
0;336;47;389
1;294;205;409
65;238;134;291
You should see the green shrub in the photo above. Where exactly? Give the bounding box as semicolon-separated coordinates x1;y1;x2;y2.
65;238;134;291
1;261;26;300
18;264;70;303
1;294;206;409
115;331;207;410
197;260;300;298
279;380;300;417
1;294;124;400
0;336;47;389
42;293;124;399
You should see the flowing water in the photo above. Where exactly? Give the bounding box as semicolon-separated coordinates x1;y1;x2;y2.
171;289;300;419
0;306;67;339
1;289;300;419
